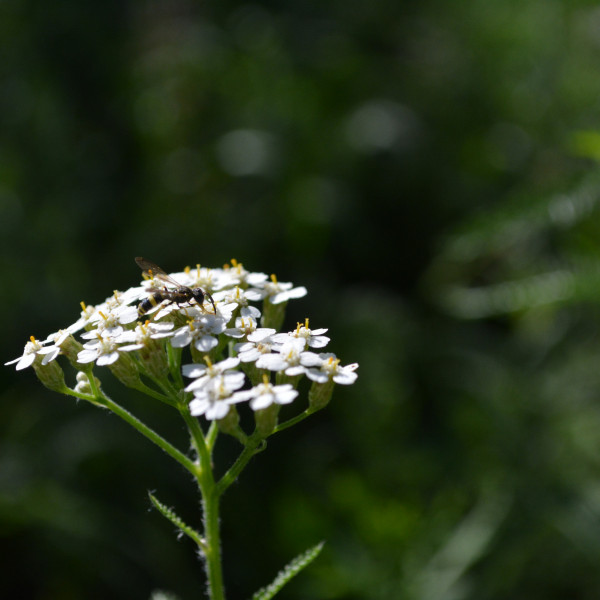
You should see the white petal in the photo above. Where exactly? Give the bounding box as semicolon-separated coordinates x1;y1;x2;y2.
182;364;207;378
228;390;255;404
97;352;120;366
224;328;245;338
218;357;241;370
333;371;358;385
189;398;210;416
285;366;305;377
300;352;323;367
205;402;230;420
308;336;330;348
256;354;287;371
185;377;209;392
240;305;261;319
222;371;246;391
77;350;98;364
275;389;298;404
194;335;218;352
171;330;193;348
118;306;139;324
119;344;144;352
238;348;260;362
16;354;37;370
250;394;274;410
247;328;276;342
41;347;60;364
306;369;329;383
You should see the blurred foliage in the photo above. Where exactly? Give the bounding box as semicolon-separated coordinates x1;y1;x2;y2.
3;0;600;598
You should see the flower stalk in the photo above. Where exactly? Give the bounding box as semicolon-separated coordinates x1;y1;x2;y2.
6;257;358;599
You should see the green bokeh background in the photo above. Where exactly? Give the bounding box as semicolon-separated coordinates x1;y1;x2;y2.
3;1;600;598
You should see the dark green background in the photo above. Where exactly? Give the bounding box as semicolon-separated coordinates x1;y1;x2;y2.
3;1;600;598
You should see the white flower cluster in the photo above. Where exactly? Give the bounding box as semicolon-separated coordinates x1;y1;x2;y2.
6;259;358;422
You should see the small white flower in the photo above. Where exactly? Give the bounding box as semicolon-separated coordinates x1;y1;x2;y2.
183;356;243;392
213;286;261;321
215;259;268;290
171;315;226;352
255;338;322;375
252;274;307;305
224;316;261;339
66;300;102;335
230;381;298;411
77;335;122;366
80;306;127;340
271;319;329;349
102;290;142;322
232;327;280;362
5;336;53;370
189;375;245;420
116;321;175;352
306;353;359;385
35;329;75;364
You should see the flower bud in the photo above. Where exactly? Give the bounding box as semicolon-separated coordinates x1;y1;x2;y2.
32;359;66;393
254;403;280;437
217;405;241;436
59;334;85;368
138;339;169;380
108;352;141;389
74;371;103;396
308;379;335;411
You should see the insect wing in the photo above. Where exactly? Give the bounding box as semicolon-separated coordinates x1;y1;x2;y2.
135;257;183;289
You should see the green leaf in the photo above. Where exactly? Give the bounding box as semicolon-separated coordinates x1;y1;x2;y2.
251;541;325;600
148;492;206;553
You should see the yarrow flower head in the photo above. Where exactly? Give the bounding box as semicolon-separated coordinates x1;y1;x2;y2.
6;256;358;432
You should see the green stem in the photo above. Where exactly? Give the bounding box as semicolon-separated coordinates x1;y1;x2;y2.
272;407;315;435
134;380;177;407
103;394;198;477
180;406;210;469
65;385;197;477
206;420;219;454
216;434;266;496
201;485;226;600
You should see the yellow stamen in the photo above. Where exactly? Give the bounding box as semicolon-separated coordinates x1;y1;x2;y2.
98;311;108;320
231;258;238;267
204;356;213;367
295;322;302;335
29;335;36;343
196;264;201;278
262;373;270;385
270;273;278;284
305;317;309;329
80;301;87;311
184;265;191;274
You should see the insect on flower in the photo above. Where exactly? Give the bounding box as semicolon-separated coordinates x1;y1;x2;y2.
135;257;217;318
